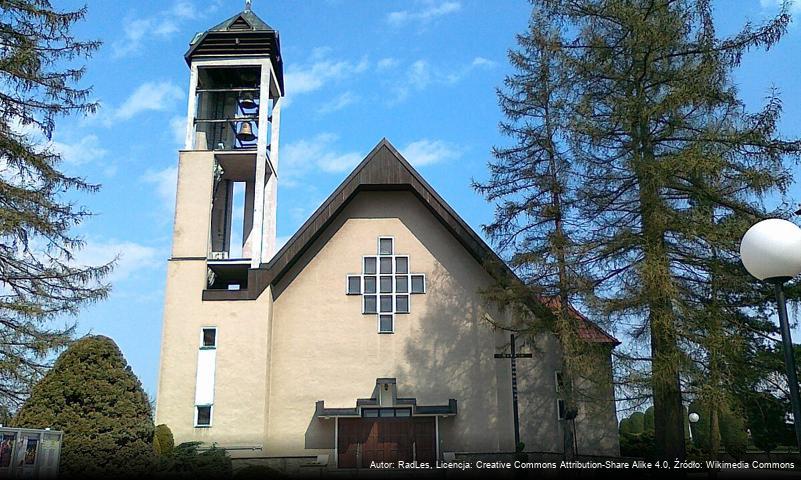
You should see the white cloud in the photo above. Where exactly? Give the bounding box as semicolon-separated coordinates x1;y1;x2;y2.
51;134;108;166
170;116;187;146
74;239;160;284
111;1;200;58
401;139;462;166
390;56;495;103
113;81;184;122
281;133;364;184
284;51;369;100
142;166;178;210
377;58;400;70
387;1;462;27
471;56;496;68
142;166;178;224
317;91;357;115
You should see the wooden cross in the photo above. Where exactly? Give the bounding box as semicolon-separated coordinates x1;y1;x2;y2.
494;333;532;450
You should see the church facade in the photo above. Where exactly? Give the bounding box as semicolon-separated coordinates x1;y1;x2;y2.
155;6;620;472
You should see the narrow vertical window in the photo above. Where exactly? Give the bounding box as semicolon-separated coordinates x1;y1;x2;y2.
201;328;217;349
195;405;213;427
195;328;216;428
555;371;564;393
557;399;566;421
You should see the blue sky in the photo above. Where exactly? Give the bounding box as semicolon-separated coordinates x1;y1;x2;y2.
50;0;801;401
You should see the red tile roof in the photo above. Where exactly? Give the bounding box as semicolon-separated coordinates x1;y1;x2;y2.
539;296;620;345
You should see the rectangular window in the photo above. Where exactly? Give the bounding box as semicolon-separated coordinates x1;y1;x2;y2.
555;371;564;393
411;275;425;294
347;276;361;295
364;276;377;294
364;257;377;275
396;295;409;313
395;275;408;293
380;295;393;313
379;237;393;255
364;295;377;314
379;257;393;274
201;328;217;349
379;276;393;293
362;409;379;418
379;408;395;418
196;405;213;427
395;408;411;417
557;399;566;421
395;256;408;274
379;315;393;333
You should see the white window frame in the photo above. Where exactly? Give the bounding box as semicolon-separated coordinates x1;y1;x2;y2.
377;314;394;334
556;399;566;421
194;404;214;428
346;275;361;295
347;236;425;334
410;273;427;294
377;236;395;256
200;327;217;350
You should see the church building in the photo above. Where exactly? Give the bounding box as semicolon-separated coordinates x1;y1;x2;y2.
155;4;620;472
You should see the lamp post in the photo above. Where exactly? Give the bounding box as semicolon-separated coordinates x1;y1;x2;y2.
740;218;801;451
688;412;699;443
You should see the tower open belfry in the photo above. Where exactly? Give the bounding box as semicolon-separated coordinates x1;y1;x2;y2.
183;3;283;289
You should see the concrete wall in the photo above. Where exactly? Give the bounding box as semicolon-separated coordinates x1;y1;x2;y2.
156;150;273;449
266;190;618;457
157;180;618;459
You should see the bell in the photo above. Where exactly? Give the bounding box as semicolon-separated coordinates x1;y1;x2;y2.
236;121;256;142
240;92;257;110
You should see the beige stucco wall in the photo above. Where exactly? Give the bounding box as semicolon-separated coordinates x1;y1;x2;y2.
266;190;619;457
156;175;618;458
155;150;272;449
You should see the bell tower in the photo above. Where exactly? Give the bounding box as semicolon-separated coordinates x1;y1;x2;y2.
183;1;283;288
156;2;282;448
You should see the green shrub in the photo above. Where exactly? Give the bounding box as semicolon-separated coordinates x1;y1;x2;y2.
643;406;655;433
155;442;232;479
154;424;175;456
628;412;645;434
12;335;154;477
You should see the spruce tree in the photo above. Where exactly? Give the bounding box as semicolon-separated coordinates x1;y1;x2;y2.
0;1;109;410
12;336;154;476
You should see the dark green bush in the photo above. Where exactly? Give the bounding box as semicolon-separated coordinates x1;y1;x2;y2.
13;335;154;477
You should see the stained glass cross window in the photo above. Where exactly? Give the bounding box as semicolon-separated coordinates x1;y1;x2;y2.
346;237;426;333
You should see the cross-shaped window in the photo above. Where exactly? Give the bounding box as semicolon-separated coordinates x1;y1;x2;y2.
346;236;426;333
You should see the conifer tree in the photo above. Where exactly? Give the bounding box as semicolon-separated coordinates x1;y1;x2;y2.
0;1;110;410
12;336;154;476
480;0;801;459
473;2;607;458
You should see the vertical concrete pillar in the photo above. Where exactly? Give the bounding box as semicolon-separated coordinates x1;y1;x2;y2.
184;63;199;150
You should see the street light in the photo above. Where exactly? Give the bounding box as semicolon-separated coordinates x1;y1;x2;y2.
688;412;699;442
740;218;801;451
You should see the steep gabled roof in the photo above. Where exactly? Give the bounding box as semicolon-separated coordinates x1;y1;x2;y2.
208;10;275;33
203;138;618;346
184;8;284;93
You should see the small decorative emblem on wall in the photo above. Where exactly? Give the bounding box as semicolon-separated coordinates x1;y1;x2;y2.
346;237;426;333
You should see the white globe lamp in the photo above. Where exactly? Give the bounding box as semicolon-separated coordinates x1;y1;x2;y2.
740;219;801;281
740;218;801;451
688;412;699;424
